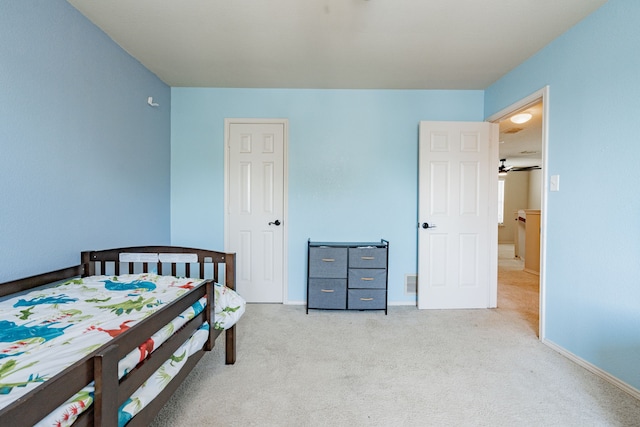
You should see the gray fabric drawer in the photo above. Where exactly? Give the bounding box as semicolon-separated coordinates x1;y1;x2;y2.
348;289;386;310
308;279;347;309
348;247;387;269
309;247;348;278
348;268;386;289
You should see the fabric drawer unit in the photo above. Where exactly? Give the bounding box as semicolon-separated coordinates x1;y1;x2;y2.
348;268;386;289
307;279;347;309
348;289;387;310
307;240;389;314
348;247;387;269
308;247;348;278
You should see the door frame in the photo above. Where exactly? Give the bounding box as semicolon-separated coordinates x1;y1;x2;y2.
486;86;549;340
223;118;290;304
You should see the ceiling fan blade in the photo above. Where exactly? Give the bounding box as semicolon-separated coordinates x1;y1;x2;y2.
511;165;541;171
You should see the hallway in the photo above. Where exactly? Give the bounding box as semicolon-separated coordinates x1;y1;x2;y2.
497;243;540;335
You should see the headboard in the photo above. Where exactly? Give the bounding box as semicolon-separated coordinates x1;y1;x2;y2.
82;246;236;289
0;246;236;298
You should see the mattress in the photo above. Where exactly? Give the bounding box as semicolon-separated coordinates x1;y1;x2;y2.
0;273;245;426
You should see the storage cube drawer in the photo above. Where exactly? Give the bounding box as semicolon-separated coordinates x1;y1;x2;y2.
348;247;387;269
309;247;348;278
348;268;386;289
308;279;347;309
347;289;386;310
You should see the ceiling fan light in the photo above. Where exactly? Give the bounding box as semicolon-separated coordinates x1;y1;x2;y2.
510;112;532;124
498;170;508;177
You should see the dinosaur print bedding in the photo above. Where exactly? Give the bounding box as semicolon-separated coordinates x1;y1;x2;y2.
0;273;245;426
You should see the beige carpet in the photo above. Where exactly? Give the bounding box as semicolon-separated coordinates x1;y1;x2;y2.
149;247;640;426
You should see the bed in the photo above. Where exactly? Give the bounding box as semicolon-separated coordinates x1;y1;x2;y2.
0;246;244;427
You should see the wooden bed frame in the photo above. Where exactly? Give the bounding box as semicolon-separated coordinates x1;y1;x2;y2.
0;246;237;427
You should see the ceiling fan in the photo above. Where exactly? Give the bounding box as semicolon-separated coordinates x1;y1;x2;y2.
498;158;540;175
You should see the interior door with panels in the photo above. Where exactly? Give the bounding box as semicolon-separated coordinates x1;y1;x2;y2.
417;121;498;309
227;121;286;303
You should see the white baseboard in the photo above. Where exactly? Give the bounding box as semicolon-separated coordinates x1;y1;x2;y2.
543;338;640;401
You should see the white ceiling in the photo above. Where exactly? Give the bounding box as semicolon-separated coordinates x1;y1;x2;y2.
67;0;607;89
498;101;543;169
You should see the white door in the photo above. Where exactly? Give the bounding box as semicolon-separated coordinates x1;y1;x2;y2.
418;121;498;309
226;121;286;303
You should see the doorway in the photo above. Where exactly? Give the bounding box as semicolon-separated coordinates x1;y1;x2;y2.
224;119;289;303
487;87;549;339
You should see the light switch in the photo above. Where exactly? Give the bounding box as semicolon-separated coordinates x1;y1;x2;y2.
550;175;560;192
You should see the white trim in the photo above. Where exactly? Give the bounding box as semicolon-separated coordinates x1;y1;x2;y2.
224;118;289;304
388;301;418;306
486;86;550;340
488;122;499;308
543;339;640;401
286;300;306;306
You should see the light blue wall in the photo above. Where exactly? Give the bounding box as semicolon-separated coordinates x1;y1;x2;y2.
171;89;484;303
8;0;635;398
486;0;640;390
0;0;171;282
